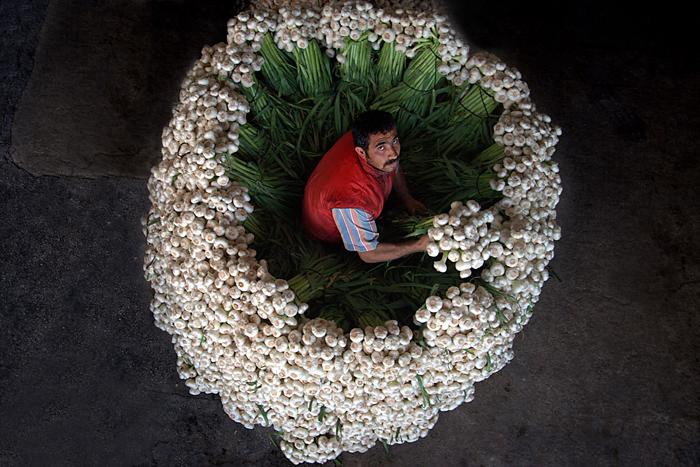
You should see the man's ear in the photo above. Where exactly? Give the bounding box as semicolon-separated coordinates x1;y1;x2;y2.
354;146;367;159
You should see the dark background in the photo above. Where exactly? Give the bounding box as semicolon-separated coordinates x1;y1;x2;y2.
1;1;698;465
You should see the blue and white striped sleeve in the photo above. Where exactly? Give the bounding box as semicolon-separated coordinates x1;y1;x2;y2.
331;208;379;252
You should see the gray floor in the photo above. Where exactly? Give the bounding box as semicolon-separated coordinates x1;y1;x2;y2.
1;1;698;466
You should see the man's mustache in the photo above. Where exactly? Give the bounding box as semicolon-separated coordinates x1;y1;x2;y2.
385;157;399;167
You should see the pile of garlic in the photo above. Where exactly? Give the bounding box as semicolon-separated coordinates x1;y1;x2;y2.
143;1;562;464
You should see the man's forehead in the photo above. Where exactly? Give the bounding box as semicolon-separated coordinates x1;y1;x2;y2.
369;128;398;144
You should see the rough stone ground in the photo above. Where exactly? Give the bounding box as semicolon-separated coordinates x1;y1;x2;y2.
1;1;698;466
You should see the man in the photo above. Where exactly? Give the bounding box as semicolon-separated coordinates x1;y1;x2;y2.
302;110;430;263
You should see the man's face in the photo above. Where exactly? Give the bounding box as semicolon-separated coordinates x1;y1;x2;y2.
355;127;401;173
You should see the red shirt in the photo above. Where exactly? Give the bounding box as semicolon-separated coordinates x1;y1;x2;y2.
302;131;398;243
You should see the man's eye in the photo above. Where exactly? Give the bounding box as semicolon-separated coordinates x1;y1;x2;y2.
378;146;384;151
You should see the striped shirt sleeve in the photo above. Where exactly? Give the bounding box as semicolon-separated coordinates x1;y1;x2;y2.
331;208;379;252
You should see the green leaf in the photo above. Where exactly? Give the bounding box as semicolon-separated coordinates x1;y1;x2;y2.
268;433;279;449
416;374;432;408
379;438;390;456
260;33;299;97
546;266;562;282
335;419;343;439
257;404;269;425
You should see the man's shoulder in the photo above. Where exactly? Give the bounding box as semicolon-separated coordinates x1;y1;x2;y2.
323;131;356;160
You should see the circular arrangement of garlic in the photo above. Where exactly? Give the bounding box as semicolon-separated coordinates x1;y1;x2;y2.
142;1;562;463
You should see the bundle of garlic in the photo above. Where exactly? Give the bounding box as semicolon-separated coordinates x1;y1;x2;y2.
425;199;494;277
142;1;562;464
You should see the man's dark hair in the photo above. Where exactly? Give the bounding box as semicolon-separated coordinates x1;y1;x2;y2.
351;110;396;152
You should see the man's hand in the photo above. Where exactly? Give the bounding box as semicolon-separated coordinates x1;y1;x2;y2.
393;168;427;215
403;196;428;216
414;234;430;251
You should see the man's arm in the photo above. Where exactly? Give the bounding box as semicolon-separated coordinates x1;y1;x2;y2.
357;235;429;263
392;167;427;215
331;208;429;263
392;166;412;203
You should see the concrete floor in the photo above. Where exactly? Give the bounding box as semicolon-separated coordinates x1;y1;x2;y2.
1;1;698;465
